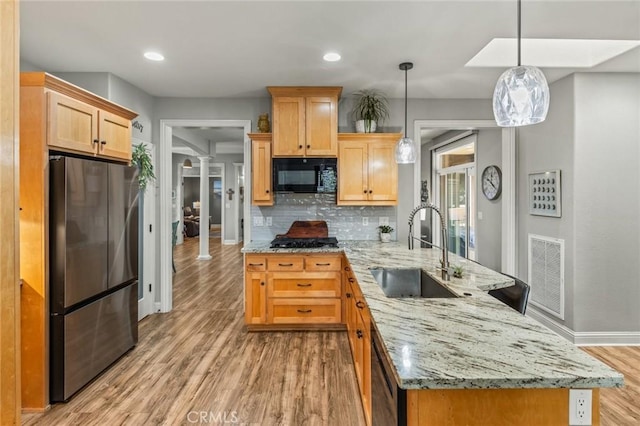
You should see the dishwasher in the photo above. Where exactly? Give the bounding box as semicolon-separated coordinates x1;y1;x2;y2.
371;324;407;426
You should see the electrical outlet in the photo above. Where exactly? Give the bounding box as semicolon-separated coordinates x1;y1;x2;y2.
362;217;369;226
266;216;272;226
569;389;592;425
379;217;389;226
253;216;264;227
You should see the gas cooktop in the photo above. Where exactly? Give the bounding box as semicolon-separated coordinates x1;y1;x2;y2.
270;237;339;249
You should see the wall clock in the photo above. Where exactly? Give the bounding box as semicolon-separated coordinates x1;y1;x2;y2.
481;165;502;200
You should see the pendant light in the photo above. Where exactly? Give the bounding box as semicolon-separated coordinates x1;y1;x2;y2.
396;62;416;164
493;0;550;127
183;158;193;168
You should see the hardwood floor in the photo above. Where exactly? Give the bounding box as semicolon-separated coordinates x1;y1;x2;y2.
582;346;640;426
23;237;365;426
20;236;639;425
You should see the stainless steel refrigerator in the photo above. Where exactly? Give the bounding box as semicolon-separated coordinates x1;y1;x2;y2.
49;155;139;402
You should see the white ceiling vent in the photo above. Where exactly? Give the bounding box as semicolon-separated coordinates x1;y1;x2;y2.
528;234;565;320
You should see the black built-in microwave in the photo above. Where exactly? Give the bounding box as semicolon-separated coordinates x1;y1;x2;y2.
272;158;337;193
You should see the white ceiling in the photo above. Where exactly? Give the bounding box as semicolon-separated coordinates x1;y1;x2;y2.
21;1;640;100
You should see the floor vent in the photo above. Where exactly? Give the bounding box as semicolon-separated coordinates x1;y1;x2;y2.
528;234;565;320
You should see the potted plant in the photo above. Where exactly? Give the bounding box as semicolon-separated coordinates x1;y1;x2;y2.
378;225;394;243
351;89;390;133
131;143;155;191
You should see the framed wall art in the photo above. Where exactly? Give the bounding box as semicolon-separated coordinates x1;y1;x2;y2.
529;170;561;217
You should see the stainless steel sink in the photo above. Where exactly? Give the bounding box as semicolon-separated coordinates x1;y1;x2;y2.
369;267;458;298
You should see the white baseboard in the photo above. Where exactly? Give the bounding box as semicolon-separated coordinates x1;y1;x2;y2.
528;306;640;346
223;239;238;245
154;302;162;313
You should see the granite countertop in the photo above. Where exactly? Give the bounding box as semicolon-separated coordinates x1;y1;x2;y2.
243;240;624;390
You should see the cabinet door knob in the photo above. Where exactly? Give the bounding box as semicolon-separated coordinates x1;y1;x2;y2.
299;145;303;149
348;278;355;283
100;140;107;145
369;190;373;194
260;281;265;286
306;144;310;149
344;266;350;271
356;301;365;309
266;190;270;193
92;139;99;145
356;330;363;339
346;293;352;298
363;190;367;194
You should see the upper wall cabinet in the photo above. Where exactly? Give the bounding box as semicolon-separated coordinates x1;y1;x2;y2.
337;133;401;206
22;72;137;162
249;133;273;206
268;87;342;158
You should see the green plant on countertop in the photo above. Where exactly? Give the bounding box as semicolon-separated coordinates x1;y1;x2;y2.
132;143;155;191
453;265;464;279
378;225;394;234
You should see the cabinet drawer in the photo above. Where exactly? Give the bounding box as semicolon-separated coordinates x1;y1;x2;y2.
267;298;341;324
245;256;267;271
268;257;304;271
268;272;341;298
305;256;342;271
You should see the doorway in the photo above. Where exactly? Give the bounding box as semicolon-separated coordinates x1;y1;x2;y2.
159;119;251;313
433;137;477;260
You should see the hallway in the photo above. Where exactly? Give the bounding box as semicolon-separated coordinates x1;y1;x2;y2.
23;237;364;425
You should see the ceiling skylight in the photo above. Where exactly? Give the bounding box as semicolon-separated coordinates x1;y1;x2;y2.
466;39;640;68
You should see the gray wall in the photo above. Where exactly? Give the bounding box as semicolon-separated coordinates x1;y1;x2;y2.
572;73;640;333
476;129;502;271
519;72;640;335
518;74;576;329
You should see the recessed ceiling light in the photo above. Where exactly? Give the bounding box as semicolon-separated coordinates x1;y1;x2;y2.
144;51;165;61
323;52;341;62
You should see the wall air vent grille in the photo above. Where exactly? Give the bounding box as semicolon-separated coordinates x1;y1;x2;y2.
528;234;564;320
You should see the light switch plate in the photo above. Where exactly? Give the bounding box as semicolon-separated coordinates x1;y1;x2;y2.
253;216;263;227
266;216;272;226
362;217;369;226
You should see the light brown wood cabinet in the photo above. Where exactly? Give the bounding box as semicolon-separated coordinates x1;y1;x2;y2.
19;72;137;410
41;80;135;161
268;87;342;157
249;133;273;206
244;253;343;328
344;260;372;425
338;133;401;206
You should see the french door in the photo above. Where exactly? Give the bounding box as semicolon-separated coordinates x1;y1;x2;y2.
433;136;477;261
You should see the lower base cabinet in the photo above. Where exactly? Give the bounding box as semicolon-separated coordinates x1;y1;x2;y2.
244;253;342;327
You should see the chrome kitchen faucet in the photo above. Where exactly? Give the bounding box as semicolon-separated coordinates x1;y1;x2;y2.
408;203;450;281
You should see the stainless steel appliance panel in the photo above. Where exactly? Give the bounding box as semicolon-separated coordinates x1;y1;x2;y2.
50;156;109;311
56;282;137;401
107;164;139;288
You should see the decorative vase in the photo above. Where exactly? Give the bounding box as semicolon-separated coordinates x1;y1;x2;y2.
355;119;376;133
257;113;271;133
380;233;391;243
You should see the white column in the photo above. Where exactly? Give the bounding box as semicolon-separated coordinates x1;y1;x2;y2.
501;127;517;275
197;156;212;260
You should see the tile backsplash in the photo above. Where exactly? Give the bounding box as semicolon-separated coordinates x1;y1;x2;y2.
251;193;397;241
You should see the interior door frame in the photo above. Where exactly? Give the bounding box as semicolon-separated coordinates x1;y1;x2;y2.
182;163;225;240
414;119;516;274
135;137;155;320
159;119;251;313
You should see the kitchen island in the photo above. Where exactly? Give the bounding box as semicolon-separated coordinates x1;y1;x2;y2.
242;241;623;425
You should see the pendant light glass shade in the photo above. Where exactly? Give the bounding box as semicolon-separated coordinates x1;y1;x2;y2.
183;158;193;168
493;65;549;127
396;137;417;163
396;62;416;164
492;0;550;127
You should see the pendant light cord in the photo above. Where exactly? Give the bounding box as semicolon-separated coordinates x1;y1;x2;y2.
517;0;521;66
404;68;408;138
